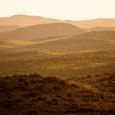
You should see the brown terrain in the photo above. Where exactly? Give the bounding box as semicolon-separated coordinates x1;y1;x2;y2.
0;15;115;32
64;18;115;28
0;15;60;27
0;73;114;115
0;26;20;32
0;15;115;115
0;23;84;40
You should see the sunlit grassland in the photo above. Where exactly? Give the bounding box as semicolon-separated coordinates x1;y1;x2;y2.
0;47;115;78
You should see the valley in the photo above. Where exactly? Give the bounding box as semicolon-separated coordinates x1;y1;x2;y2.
0;15;115;114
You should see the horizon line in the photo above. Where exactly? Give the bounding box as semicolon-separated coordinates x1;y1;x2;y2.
0;14;115;22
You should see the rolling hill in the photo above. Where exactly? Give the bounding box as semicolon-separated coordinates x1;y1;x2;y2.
0;31;115;77
0;23;84;40
0;15;115;115
29;31;115;52
1;15;115;29
65;18;115;28
0;15;60;27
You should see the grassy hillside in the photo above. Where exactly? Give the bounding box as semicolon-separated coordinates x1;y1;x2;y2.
0;48;115;78
0;31;115;77
0;73;114;115
30;31;115;52
78;72;115;93
0;17;115;115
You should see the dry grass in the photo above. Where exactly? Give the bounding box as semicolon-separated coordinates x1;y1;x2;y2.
0;73;114;115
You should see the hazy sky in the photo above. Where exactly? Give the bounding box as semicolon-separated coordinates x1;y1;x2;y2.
0;0;115;20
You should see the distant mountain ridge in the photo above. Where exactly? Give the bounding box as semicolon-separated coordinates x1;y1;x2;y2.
0;15;115;29
64;18;115;28
0;15;60;27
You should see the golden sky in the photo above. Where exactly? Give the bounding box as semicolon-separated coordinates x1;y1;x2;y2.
0;0;115;20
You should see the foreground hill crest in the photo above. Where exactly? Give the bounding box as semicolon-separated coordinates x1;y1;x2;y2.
0;73;114;115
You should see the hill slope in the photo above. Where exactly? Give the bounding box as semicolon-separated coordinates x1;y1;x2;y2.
0;73;114;115
1;15;115;30
0;25;20;32
0;31;115;77
65;19;115;28
0;15;60;27
0;23;84;40
30;31;115;52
